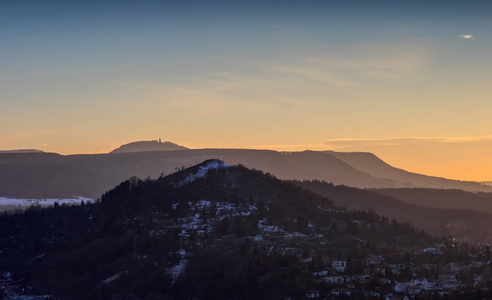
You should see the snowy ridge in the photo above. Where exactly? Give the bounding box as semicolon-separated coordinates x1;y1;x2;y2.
176;160;230;187
0;196;93;208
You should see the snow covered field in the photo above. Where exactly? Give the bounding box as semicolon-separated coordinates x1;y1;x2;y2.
0;196;93;210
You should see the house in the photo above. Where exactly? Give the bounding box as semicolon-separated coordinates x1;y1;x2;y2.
444;262;461;274
470;261;484;268
421;248;442;255
332;260;347;272
474;280;489;293
306;290;320;298
394;283;406;293
421;278;436;289
438;274;457;282
324;276;344;284
388;263;405;272
385;296;409;300
370;291;382;298
177;249;186;257
330;288;342;297
356;274;372;282
407;286;421;295
364;254;381;266
438;274;460;290
312;270;329;277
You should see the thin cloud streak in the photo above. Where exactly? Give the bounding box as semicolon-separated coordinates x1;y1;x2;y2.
111;43;434;109
252;143;330;151
268;67;354;87
324;136;492;147
459;34;474;39
253;136;492;152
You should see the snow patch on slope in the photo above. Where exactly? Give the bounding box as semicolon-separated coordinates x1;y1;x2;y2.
170;259;188;282
102;272;122;284
0;196;93;208
176;160;230;187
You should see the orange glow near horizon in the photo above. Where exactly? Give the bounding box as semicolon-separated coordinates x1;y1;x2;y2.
4;136;490;183
2;1;491;183
254;137;492;182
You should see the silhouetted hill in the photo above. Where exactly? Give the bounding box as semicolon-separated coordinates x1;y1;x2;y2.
110;140;188;153
1;148;492;199
0;149;43;153
329;151;492;191
0;160;436;299
297;180;492;243
0;149;399;199
371;188;492;214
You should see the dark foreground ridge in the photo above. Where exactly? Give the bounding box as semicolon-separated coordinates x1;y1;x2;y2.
0;161;489;299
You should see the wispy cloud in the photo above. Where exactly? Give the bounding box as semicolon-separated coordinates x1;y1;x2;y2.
114;42;434;110
253;136;492;152
269;66;353;87
252;143;330;151
267;43;433;88
459;34;474;39
324;136;492;148
306;50;427;72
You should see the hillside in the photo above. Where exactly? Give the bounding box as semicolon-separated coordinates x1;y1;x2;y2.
371;188;492;214
0;160;439;299
0;149;397;199
110;140;188;153
0;149;43;153
297;180;492;243
329;151;492;191
1;146;492;199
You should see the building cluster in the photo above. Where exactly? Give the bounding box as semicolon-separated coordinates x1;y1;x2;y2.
0;271;53;300
137;200;492;299
304;245;492;299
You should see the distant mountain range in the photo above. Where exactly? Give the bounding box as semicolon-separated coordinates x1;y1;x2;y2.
0;141;491;199
298;181;492;243
0;149;44;154
110;140;188;153
327;150;491;190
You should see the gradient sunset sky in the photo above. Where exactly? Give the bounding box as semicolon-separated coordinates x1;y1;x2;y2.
1;0;492;181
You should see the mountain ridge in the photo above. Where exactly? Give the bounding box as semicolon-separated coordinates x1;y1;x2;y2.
328;150;489;190
1;144;491;199
0;149;44;154
110;140;188;154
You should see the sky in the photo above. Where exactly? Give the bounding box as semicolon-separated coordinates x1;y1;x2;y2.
1;0;492;181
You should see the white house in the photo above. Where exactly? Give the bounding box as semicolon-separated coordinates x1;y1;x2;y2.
306;290;320;298
324;276;344;284
394;283;406;293
332;260;347;272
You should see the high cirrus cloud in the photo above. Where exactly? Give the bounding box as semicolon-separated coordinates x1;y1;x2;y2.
323;136;492;149
459;35;474;39
252;136;492;152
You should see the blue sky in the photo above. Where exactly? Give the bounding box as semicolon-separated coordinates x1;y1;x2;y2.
1;0;492;180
